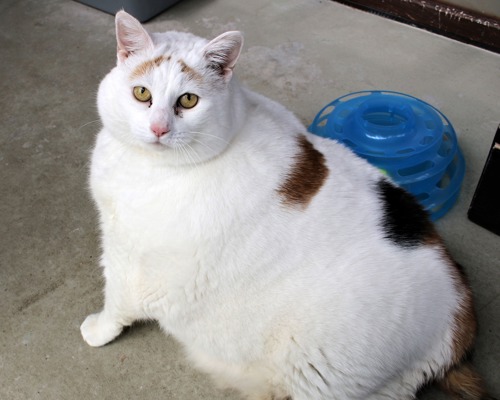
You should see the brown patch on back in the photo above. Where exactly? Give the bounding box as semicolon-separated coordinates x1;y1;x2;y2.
130;55;167;79
437;245;478;365
423;241;492;398
449;261;478;365
424;229;442;246
178;59;202;81
277;135;329;209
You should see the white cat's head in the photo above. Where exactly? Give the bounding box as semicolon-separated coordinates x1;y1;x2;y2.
98;11;244;165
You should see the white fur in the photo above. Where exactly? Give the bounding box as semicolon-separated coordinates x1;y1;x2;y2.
81;12;465;400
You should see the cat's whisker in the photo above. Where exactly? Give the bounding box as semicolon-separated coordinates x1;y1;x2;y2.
171;138;192;166
176;143;190;165
178;147;188;167
78;119;101;131
188;131;231;146
190;137;220;157
76;159;93;174
183;141;204;169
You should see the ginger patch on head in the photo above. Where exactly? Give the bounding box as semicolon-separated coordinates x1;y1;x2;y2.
277;135;329;208
178;59;202;81
130;55;168;80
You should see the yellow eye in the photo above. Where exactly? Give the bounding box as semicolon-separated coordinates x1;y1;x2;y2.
178;93;199;109
133;86;152;102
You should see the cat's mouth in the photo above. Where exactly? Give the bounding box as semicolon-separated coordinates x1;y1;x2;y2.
150;140;170;150
147;134;183;150
137;136;170;151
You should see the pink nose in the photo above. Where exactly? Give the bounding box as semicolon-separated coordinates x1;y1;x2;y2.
150;123;170;138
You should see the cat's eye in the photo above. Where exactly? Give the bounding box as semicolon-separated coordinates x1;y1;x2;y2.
177;93;199;109
133;86;152;102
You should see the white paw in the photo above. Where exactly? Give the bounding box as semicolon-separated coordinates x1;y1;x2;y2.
80;312;123;347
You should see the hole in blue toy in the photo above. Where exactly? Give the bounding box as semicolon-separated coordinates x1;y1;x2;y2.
398;160;435;177
339;109;351;118
415;193;430;202
319;106;335;119
437;172;451;189
397;148;414;154
317;119;327;128
339;92;370;103
436;155;458;189
425;120;436;130
420;136;434;145
413;108;424;117
367;150;386;156
362;110;408;127
438;134;453;157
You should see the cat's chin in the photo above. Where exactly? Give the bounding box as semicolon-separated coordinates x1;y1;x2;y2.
135;134;176;150
143;133;186;149
134;139;165;149
142;140;176;154
134;140;210;166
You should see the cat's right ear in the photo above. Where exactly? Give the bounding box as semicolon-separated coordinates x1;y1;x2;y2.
115;11;154;63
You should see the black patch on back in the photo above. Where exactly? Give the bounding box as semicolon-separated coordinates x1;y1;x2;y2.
376;179;435;248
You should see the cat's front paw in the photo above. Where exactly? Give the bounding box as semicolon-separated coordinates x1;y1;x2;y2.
80;312;123;347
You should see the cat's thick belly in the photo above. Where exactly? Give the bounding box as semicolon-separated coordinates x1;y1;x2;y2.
145;243;459;400
92;129;464;400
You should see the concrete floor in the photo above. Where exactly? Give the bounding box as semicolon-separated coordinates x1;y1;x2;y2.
0;0;498;398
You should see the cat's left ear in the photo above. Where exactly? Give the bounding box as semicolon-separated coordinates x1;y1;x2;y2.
115;11;154;63
202;31;243;82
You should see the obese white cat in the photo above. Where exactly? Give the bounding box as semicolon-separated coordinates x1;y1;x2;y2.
81;11;495;400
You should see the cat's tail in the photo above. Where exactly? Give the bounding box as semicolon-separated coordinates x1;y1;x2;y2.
438;362;497;400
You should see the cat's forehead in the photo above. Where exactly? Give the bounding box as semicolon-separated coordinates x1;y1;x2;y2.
125;31;207;82
128;56;203;86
